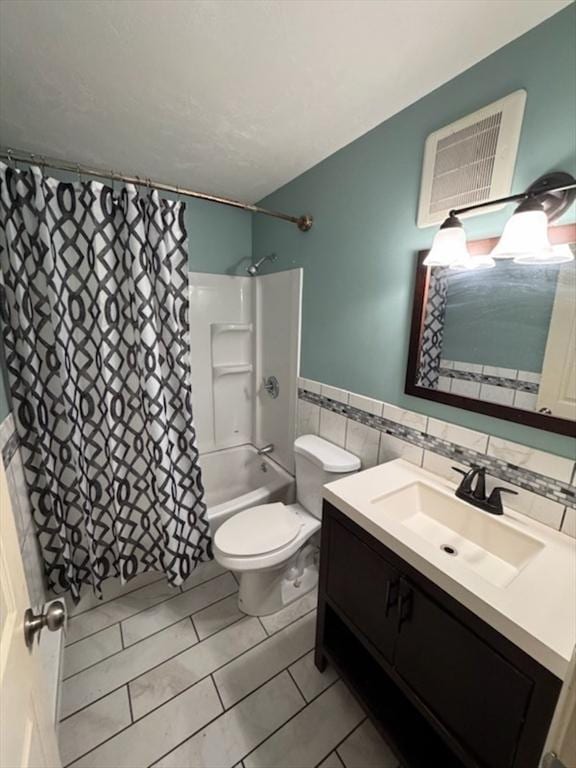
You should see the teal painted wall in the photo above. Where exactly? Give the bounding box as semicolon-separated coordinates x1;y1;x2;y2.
0;167;252;420
441;262;559;372
253;5;576;458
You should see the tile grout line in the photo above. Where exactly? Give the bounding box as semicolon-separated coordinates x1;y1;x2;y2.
118;621;125;651
68;644;323;768
60;606;318;723
65;569;235;650
125;684;134;725
211;672;226;712
332;717;368;768
286;667;308;705
152;659;339;768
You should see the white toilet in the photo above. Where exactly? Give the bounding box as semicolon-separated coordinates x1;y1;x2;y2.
213;434;360;616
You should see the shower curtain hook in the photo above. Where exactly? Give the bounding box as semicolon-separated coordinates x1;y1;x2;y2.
6;149;14;168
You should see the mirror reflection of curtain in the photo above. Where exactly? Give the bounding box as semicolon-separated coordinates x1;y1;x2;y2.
417;267;449;388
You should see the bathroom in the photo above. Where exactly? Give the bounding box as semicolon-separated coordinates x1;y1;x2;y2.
0;1;575;767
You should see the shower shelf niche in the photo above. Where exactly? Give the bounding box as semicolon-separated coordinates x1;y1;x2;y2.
211;322;253;335
213;364;253;377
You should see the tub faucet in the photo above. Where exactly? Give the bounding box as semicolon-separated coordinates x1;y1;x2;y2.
257;444;274;455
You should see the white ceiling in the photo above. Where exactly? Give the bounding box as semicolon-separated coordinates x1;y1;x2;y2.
0;0;569;203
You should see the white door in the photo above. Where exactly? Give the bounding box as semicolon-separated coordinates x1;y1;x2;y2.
0;461;62;768
537;263;576;421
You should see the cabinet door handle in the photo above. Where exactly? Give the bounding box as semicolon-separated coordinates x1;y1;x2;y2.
397;589;413;630
384;579;399;617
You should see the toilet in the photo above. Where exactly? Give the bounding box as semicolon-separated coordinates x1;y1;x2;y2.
213;434;360;616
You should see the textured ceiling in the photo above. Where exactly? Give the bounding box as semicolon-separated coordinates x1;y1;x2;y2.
0;0;569;202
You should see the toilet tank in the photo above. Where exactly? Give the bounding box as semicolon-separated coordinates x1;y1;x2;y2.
294;435;361;519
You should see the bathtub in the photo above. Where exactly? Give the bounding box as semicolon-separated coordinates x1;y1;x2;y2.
201;444;295;532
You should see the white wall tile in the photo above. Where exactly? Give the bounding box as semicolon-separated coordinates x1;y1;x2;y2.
154;673;304;768
422;452;468;484
482;365;517;379
337;720;397;768
513;391;538;411
348;393;382;416
437;376;452;393
485;476;565;529
561;507;576;538
453;362;483;373
487;437;574;482
244;680;363;768
382;404;427;432
297;400;320;437
450;379;481;398
319;409;347;448
70;677;222;768
59;688;131;765
345;421;380;469
479;384;515;405
427;419;488;453
379;434;423;467
288;651;338;702
301;378;321;394
320;384;349;404
517;370;541;384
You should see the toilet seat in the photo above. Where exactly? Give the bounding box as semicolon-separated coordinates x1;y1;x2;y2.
213;502;321;572
214;502;303;557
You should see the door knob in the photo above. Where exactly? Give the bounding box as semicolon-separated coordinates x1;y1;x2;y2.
23;600;66;649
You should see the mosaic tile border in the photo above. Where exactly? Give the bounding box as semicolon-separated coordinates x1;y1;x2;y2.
438;368;538;394
299;388;576;510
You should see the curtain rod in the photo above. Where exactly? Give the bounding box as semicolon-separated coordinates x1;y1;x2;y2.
0;147;314;232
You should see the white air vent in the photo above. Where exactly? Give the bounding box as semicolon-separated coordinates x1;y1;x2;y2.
417;90;526;228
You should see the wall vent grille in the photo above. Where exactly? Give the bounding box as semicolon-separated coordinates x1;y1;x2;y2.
417;91;526;228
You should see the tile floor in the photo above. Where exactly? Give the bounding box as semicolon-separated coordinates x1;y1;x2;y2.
58;561;400;768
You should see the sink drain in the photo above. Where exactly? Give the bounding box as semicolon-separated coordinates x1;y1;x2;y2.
441;544;458;556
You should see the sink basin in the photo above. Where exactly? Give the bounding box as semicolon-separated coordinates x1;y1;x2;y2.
370;482;544;587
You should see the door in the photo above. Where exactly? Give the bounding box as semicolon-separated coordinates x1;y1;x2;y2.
537;262;576;420
325;517;400;663
394;578;532;768
0;461;62;768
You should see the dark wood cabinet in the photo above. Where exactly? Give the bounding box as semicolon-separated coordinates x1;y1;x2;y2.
315;503;562;768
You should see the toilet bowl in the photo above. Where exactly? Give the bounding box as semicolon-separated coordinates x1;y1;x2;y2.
213;434;360;616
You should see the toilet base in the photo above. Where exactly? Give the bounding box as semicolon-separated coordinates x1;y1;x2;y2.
238;557;319;616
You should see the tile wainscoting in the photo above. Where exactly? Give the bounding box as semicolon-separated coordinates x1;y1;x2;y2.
0;412;47;609
297;379;575;537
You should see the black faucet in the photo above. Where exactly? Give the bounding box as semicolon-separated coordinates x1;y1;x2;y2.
452;466;518;515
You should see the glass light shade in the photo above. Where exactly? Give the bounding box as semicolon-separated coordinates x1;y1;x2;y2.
491;208;553;260
514;243;575;265
423;223;470;266
450;253;496;271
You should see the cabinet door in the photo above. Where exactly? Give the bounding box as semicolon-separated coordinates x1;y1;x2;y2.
325;517;399;663
395;579;532;768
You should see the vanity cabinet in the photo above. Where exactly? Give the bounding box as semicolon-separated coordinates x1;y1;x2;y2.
315;502;562;768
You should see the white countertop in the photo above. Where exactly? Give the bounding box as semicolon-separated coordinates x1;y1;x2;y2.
323;459;576;680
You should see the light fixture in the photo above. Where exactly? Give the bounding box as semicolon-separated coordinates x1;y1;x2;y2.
423;215;469;266
514;243;574;266
425;171;576;270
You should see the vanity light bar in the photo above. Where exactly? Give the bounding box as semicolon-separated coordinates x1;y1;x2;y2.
424;171;576;269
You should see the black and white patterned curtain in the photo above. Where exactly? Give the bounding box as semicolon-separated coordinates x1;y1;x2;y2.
0;163;212;601
417;266;449;389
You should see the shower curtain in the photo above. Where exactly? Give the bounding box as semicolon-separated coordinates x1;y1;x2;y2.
0;163;212;601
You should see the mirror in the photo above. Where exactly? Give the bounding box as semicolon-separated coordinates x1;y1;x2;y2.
406;224;576;436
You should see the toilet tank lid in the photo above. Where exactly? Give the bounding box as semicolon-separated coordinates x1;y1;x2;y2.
294;435;361;473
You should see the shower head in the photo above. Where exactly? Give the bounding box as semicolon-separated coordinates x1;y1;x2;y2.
246;253;277;276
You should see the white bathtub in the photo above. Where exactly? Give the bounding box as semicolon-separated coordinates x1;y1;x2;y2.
201;444;295;532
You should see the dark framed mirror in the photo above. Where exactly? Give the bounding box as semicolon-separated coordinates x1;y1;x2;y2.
405;223;576;436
